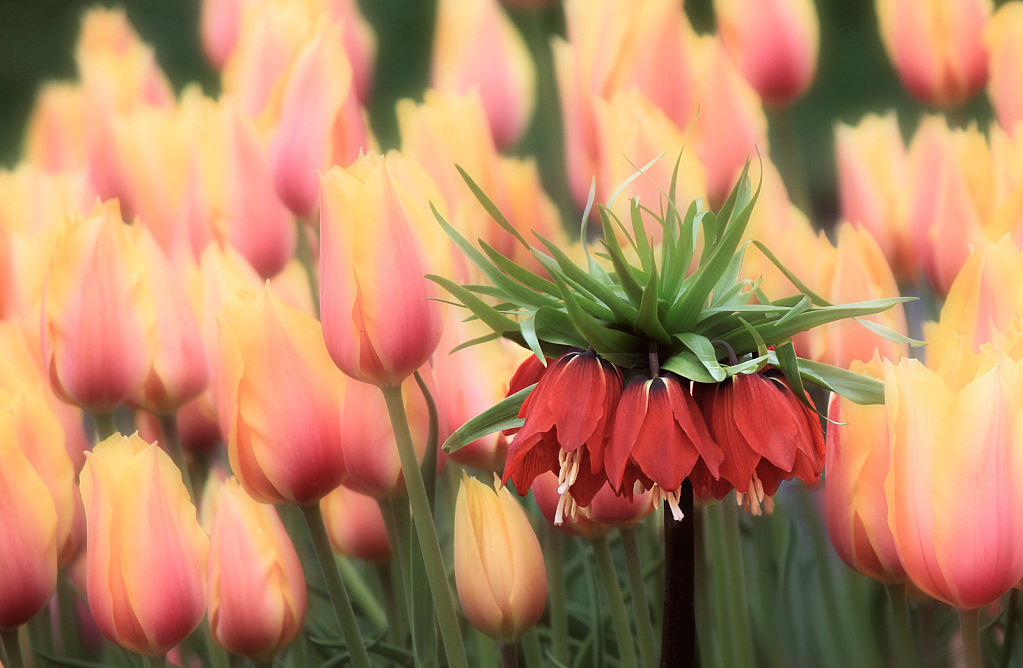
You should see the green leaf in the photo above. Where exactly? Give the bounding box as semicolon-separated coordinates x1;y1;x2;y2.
636;268;672;345
773;294;812;329
580;176;597;258
535;233;638;323
480;240;559;295
710;242;748;306
532;306;590;348
675;332;727;381
443;384;536;453
426;275;519;334
520;312;547;364
34;651;119;668
853;317;927;347
608;152;665;208
456;164;529;248
750;240;831;306
553;273;643;354
715;157;751;237
449;332;501;354
631;199;655;275
661;350;719;383
766;352;885;405
774;340;810;407
725;355;768;376
674;200;700;287
738;317;768;358
599;208;644;305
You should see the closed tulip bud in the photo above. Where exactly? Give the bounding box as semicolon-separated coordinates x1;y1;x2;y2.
0;405;59;630
884;353;1023;609
208;478;306;661
715;0;819;106
985;3;1023;132
554;0;697;209
691;35;770;208
268;24;373;220
80;433;209;655
876;0;992;107
217;287;348;505
340;369;446;498
532;471;655;538
129;226;209;414
201;0;245;69
432;0;535;149
329;0;378;102
802;223;908;369
320;485;392;563
825;354;906;583
25;82;88;173
454;474;546;642
835;112;915;280
592;91;707;244
319;152;449;387
44;201;157;413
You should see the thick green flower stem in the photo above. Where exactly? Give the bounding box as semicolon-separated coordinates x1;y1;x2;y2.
57;574;83;657
621;527;657;668
521;627;543;668
544;525;569;665
92;411;118;442
299;504;372;668
157;413;195;502
381;385;470;668
1002;589;1020;668
959;608;982;668
295;221;320;319
705;502;755;668
886;583;918;668
500;642;518;668
148;655;167;668
591;535;639;668
1;628;25;668
375;561;407;641
661;480;695;668
255;660;276;668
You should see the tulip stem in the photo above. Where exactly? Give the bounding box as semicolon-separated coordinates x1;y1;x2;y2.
413;370;439;508
500;641;519;668
545;525;569;665
148;656;167;668
299;504;372;668
0;629;25;668
660;479;695;668
92;411;118;441
375;562;407;642
157;413;195;503
591;535;640;668
1001;589;1020;668
621;527;657;668
295;222;319;319
381;385;470;668
767;107;811;216
959;608;982;668
886;583;919;668
521;627;543;668
57;574;83;657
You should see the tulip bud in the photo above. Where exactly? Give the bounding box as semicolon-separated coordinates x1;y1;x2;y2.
985;3;1023;133
320;485;392;563
217;286;348;505
319;152;449;387
454;474;547;642
44;201;157;413
201;0;245;69
884;353;1023;609
80;433;209;655
532;471;655;539
824;355;906;583
329;0;378;102
835;112;914;280
714;0;819;106
25;82;88;173
208;478;306;661
875;0;991;107
432;0;535;149
0;404;59;630
268;23;373;220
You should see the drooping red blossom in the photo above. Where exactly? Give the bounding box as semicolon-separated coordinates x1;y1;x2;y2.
501;349;621;508
692;371;825;509
503;354;554;437
605;373;724;518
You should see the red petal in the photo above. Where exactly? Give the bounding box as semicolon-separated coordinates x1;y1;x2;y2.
632;378;699;492
693;381;760;492
732;374;802;471
506;355;552;397
568;447;607;507
586;361;623;474
605;377;650;491
545;353;607;450
666;375;724;477
502;433;558;495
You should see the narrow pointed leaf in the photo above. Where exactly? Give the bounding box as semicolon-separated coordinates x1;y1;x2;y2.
636;268;671;345
535;233;638;323
749;240;831;306
773;294;812;329
853;317;927;347
449;332;501;354
520;312;547;364
675;332;727;381
443;384;536;453
456;164;529;247
661;350;720;383
631;199;655;275
553;272;642;354
774;340;810;406
426;274;519;334
766;353;885;405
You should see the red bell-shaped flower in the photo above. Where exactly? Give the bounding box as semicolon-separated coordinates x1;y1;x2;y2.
502;354;553;437
605;373;724;519
502;350;621;508
692;371;824;512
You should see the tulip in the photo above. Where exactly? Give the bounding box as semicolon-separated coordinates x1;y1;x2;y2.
320;485;392;563
0;404;59;630
692;372;825;509
268;23;372;220
454;474;547;642
217;286;348;505
329;0;378;102
128;226;209;414
532;471;655;538
503;350;622;508
801;223;908;369
825;354;906;583
986;3;1023;132
691;35;770;208
875;0;992;107
79;433;209;655
340;369;445;498
835;112;914;280
432;0;535;149
319;152;449;387
605;373;723;519
201;0;245;69
714;0;819;106
591;91;707;243
208;477;306;661
43;201;157;413
554;0;697;209
883;353;1023;609
24;82;88;173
